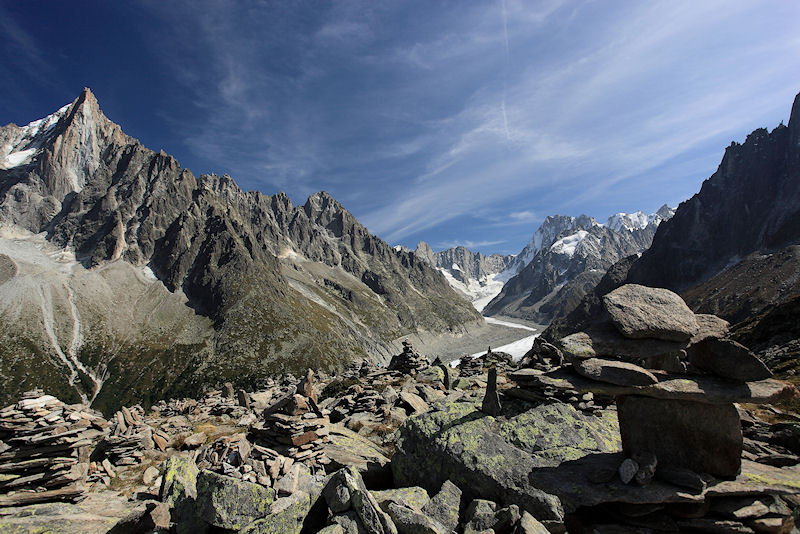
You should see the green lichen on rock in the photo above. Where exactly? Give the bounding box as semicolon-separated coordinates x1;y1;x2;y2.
393;399;622;523
372;487;431;514
195;470;275;531
241;491;312;534
159;456;199;509
499;403;621;464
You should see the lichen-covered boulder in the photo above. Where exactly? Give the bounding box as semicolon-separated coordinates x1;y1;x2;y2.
159;455;199;508
372;487;431;513
195;470;275;530
241;491;313;534
392;400;621;524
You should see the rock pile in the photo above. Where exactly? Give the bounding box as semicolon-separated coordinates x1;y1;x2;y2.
515;284;800;531
0;390;107;506
509;369;612;415
388;341;430;375
249;372;331;469
96;405;156;467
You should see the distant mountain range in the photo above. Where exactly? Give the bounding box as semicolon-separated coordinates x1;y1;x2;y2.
0;89;481;413
481;206;674;323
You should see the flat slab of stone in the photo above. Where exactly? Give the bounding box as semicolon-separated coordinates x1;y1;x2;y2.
574;358;658;386
617;395;742;478
510;368;798;405
706;460;800;496
603;284;699;341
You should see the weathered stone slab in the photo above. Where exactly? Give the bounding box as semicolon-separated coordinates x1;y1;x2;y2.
687;338;772;382
617;395;742;477
603;284;699;341
574;358;658;386
510;368;798;405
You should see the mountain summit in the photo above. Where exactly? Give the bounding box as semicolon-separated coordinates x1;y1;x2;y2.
0;90;481;413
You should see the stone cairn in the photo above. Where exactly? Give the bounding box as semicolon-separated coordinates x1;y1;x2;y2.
248;369;331;472
388;340;430;375
95;405;157;471
513;284;800;531
0;389;108;506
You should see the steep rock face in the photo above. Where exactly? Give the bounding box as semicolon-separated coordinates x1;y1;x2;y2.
484;208;671;323
414;242;512;284
0;89;481;412
412;242;512;308
627;91;800;292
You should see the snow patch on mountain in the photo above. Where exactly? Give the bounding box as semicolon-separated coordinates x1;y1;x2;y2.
441;269;505;312
0;104;70;170
549;230;588;257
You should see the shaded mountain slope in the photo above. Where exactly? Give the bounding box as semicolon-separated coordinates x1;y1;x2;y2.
0;89;480;412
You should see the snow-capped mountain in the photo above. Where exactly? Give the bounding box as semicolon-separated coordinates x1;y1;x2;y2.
414;242;513;311
484;206;674;323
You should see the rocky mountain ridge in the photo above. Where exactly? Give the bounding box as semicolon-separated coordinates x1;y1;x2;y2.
627;91;800;292
483;206;673;323
0;89;481;413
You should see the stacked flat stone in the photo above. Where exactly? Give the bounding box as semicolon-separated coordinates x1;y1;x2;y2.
0;390;108;506
512;284;799;531
508;369;612;415
248;372;331;469
96;405;155;467
388;341;430;375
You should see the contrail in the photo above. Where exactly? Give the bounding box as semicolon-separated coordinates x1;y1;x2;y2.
500;0;511;140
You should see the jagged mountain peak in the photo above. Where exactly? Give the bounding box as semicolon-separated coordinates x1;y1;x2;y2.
0;91;481;412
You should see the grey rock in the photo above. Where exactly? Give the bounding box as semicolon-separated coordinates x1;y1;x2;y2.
241;491;313;534
386;502;446;534
632;451;657;486
574;358;658;386
481;367;502;416
516;511;549;534
372;487;430;514
194;470;275;529
687;338;772;381
655;466;707;491
603;284;698;341
618;458;638;484
142;466;160;486
617;395;743;477
421;480;461;533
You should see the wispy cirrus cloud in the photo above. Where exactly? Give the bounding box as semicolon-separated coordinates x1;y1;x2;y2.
131;0;800;253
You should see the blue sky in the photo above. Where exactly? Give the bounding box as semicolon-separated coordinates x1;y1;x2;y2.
2;1;799;255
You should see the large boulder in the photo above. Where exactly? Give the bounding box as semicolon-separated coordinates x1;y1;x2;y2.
617;395;743;478
392;400;621;524
603;284;699;341
194;470;275;530
687;338;772;381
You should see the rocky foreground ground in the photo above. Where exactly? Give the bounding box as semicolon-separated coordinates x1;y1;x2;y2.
1;286;800;534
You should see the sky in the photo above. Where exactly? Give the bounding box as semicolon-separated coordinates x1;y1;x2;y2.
2;1;799;255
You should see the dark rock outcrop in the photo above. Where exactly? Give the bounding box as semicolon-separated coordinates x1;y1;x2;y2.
628;91;800;292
